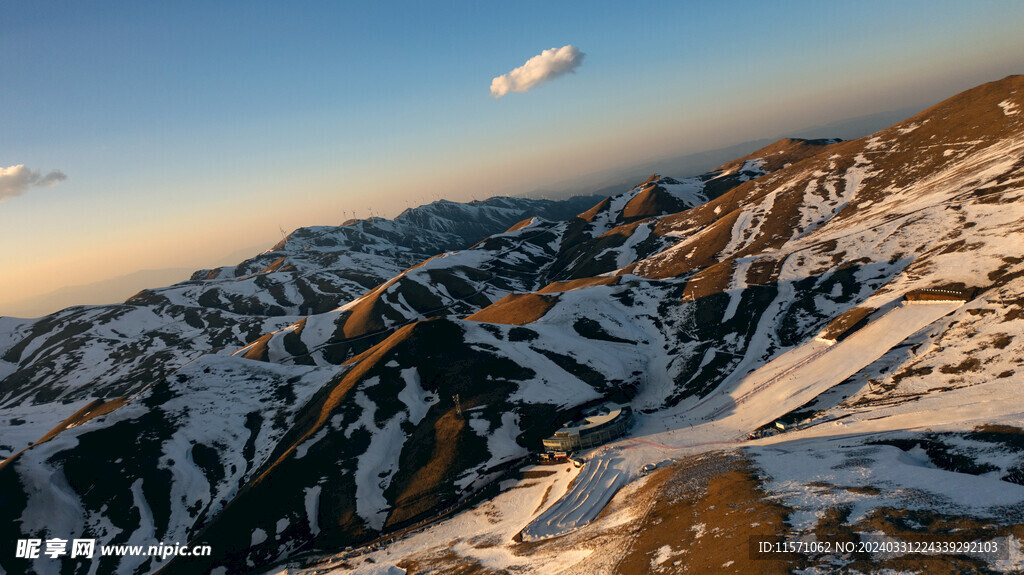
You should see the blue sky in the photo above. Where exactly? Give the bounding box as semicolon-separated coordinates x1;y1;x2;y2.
2;1;1023;314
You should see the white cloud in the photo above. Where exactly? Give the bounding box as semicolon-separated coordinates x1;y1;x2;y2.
0;164;68;202
490;45;585;98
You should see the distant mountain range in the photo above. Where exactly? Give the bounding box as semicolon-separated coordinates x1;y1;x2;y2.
517;104;926;202
3;268;196;319
2;76;1024;575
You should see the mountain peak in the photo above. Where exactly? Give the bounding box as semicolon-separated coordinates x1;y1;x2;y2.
6;75;1024;575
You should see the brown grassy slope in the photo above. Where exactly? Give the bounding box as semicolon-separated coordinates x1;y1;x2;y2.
536;276;619;294
716;137;843;175
339;284;399;339
335;258;442;339
545;138;843;284
820;306;875;341
504;217;535;233
0;396;128;471
612;452;798;574
241;318;309;361
258;256;288;274
465;293;559;325
241;332;274;361
254;322;424;487
681;258;735;302
624;150;854;280
621;182;689;221
384;408;468;527
628;206;740;278
628;74;1024;285
849;74;1024;203
169;317;550;574
578;196;613;222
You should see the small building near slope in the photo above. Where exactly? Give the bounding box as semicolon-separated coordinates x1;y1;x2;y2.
904;286;974;302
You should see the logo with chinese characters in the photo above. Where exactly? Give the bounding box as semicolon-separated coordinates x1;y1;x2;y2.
15;538;95;559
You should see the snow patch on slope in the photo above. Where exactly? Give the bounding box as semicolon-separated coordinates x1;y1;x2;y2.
354;413;407;530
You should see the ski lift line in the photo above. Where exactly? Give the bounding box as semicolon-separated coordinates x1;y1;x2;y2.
703;345;834;420
674;343;831;420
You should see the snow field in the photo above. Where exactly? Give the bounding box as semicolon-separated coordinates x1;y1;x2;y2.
319;463;585;574
513;299;966;543
521;457;627;540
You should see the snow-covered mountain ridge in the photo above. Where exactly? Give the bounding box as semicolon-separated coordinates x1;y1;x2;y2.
0;148;782;573
3;76;1024;574
285;75;1024;574
0;195;599;409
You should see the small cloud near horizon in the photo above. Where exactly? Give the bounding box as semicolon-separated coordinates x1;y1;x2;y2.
490;45;584;98
0;164;68;202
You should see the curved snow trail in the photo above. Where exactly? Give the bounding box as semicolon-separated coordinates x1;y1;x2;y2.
520;456;627;541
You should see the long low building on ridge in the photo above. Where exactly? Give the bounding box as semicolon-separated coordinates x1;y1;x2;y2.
542;403;634;453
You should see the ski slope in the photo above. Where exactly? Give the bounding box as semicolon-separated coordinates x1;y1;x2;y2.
704;300;964;430
521;300;963;539
519;456;627;541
